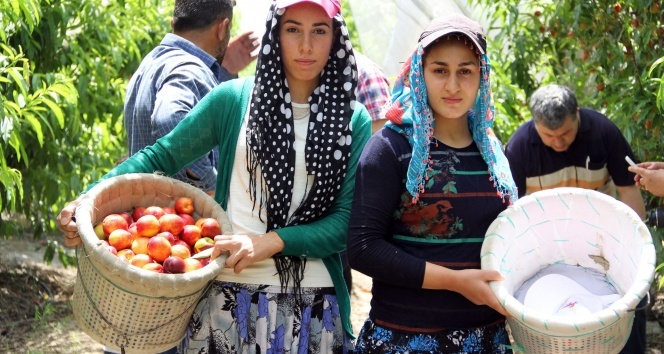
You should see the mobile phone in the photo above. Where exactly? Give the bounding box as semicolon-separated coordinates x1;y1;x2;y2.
625;156;637;167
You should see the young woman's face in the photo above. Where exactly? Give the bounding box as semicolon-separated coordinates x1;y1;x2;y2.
279;3;334;90
423;39;480;121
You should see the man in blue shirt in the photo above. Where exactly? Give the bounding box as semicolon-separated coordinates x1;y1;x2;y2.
124;0;258;196
107;1;256;353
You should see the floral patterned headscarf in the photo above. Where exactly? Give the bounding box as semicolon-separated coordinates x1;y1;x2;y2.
384;38;518;204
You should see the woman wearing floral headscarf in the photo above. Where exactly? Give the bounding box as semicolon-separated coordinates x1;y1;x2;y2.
57;0;370;352
347;14;517;353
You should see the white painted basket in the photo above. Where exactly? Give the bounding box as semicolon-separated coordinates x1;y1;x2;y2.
481;187;656;354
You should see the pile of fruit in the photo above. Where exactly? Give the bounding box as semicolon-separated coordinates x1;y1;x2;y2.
94;196;221;274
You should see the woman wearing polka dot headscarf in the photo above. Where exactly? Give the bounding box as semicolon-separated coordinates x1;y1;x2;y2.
56;0;371;352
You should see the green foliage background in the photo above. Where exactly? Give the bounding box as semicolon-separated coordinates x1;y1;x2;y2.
1;0;171;263
472;0;664;279
472;0;663;177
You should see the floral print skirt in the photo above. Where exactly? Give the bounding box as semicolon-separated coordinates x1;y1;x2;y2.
179;281;354;354
354;317;511;354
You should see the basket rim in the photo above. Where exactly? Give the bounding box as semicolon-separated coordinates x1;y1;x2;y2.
482;187;656;335
74;173;231;291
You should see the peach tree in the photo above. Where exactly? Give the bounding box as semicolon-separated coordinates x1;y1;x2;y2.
1;0;172;263
471;0;664;271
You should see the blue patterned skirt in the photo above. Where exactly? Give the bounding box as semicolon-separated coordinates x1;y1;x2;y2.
179;281;354;353
354;317;511;354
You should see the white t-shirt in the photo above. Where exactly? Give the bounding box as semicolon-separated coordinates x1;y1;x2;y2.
220;100;332;287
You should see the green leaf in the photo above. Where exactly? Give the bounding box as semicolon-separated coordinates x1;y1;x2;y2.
57;245;76;268
0;167;23;210
48;82;75;101
657;80;664;113
33;110;56;138
18;0;35;32
0;43;17;56
24;0;41;23
8;131;22;163
3;99;20;113
9;0;20;14
40;97;65;128
43;243;55;265
648;57;664;77
23;113;44;146
7;68;28;98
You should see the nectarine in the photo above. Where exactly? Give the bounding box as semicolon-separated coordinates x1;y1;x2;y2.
179;213;195;226
142;263;164;273
144;206;165;220
147;235;171;263
194;237;215;254
180;225;202;247
131;236;150;255
132;206;146;221
174;197;195;215
93;222;106;240
108;229;133;251
119;211;134;226
102;214;129;237
163;256;186;274
156;231;176;246
199;218;222;238
184;257;203;272
130;253;154;268
136;214;160;237
159;214;185;236
173;239;193;254
117;248;136;261
170;244;191;259
128;223;139;240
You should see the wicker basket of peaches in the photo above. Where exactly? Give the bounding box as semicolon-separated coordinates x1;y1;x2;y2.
72;173;232;353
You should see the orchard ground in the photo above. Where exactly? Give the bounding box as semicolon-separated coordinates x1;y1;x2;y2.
1;235;663;353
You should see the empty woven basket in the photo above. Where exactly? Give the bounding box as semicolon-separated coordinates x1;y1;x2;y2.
481;187;656;354
72;173;232;353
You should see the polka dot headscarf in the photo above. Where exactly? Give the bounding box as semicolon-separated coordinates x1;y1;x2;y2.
246;2;358;231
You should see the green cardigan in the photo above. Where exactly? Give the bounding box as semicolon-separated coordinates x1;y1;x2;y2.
86;77;372;337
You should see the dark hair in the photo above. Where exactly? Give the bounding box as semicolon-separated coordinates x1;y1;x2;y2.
529;84;578;130
172;0;234;33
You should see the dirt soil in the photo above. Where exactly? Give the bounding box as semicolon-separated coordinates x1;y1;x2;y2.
1;235;663;353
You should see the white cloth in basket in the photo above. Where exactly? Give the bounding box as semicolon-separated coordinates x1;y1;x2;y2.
515;264;621;317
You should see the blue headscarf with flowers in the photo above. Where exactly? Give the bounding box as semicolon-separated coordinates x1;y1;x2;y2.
384;40;518;204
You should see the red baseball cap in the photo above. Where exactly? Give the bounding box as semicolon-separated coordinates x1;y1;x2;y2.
275;0;341;18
